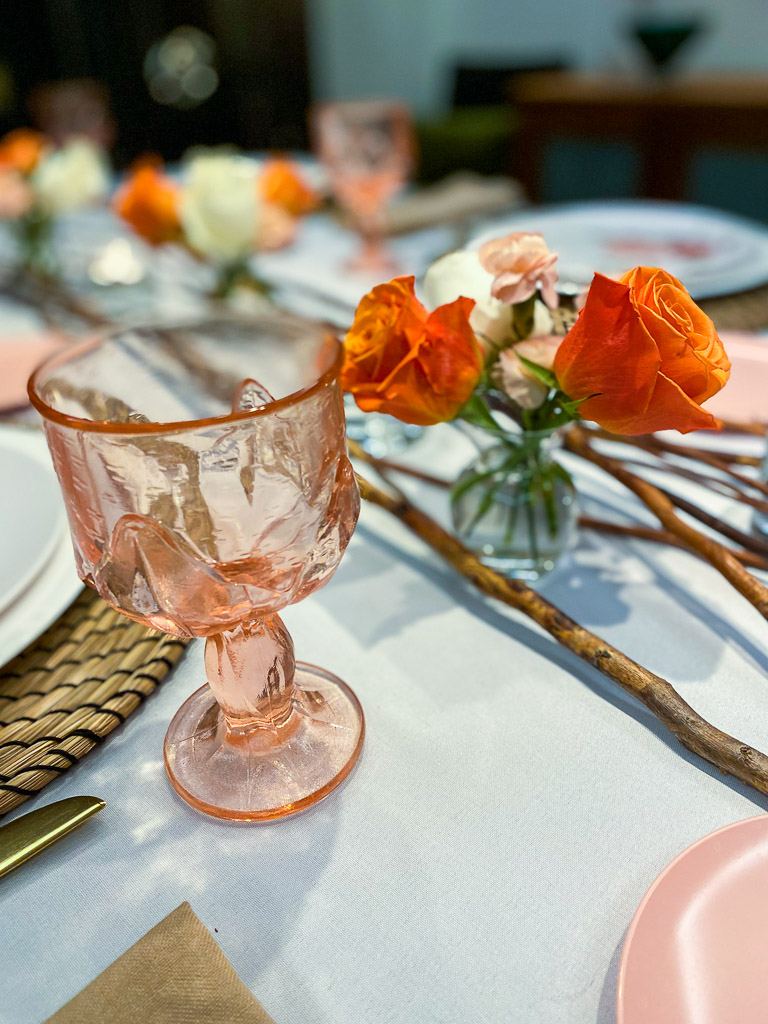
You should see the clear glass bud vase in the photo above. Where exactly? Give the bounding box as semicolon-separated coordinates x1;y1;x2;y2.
450;428;577;580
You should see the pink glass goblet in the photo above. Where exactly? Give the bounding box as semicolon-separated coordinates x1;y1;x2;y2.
313;98;415;272
29;314;364;821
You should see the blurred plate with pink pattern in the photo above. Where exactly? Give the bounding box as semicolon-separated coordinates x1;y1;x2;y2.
617;815;768;1023
470;201;768;299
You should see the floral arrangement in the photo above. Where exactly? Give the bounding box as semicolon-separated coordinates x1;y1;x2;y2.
0;128;109;276
113;151;319;299
342;233;730;576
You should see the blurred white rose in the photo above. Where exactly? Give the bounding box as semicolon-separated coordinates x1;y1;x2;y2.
32;138;109;214
180;154;261;263
422;250;552;356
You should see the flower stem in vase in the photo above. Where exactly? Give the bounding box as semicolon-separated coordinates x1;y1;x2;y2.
451;427;577;580
212;259;272;303
15;208;56;278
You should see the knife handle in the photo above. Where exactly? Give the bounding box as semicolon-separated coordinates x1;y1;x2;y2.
0;796;105;879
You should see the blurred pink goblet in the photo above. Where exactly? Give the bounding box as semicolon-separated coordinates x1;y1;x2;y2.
30;313;364;821
313;99;415;272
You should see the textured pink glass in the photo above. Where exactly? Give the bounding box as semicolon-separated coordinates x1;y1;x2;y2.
313;99;415;271
29;314;364;820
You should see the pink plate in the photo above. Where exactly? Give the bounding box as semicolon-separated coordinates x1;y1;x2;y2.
0;331;68;411
705;331;768;422
617;814;768;1023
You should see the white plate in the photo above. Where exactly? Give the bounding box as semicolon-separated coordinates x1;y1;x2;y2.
470;201;768;299
0;428;82;667
0;433;65;615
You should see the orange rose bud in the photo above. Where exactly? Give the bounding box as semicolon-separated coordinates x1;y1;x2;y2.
0;128;48;174
259;158;319;217
113;162;181;245
554;267;730;434
342;276;482;426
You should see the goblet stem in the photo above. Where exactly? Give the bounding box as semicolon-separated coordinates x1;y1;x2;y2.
204;614;296;736
348;209;396;272
165;614;365;820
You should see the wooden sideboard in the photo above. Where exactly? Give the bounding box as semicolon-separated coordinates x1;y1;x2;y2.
510;72;768;202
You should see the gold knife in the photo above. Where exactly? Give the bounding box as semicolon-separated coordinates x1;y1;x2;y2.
0;796;105;879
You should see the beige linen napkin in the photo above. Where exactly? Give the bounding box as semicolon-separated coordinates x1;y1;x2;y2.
45;902;276;1024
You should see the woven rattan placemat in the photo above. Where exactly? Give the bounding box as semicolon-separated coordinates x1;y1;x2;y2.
0;588;189;816
701;284;768;333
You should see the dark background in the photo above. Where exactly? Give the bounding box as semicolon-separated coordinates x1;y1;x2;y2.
0;0;310;165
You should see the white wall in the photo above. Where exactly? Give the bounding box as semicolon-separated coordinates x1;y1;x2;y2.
306;0;768;116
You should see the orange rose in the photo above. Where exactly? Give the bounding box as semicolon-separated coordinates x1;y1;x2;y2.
342;276;482;426
0;128;48;174
259;158;319;217
113;162;181;245
554;267;730;434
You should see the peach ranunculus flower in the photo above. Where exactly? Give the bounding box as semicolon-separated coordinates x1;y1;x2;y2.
113;162;181;245
259;158;319;217
496;335;562;410
478;232;559;309
0;128;48;174
342;276;483;426
554;267;730;434
0;168;34;219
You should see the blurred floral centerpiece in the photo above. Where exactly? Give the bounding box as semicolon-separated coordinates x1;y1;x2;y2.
0;128;109;277
114;150;319;301
343;233;730;578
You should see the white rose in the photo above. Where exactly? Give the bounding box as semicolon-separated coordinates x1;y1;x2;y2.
180;153;261;263
422;250;512;352
422;250;553;355
32;138;109;214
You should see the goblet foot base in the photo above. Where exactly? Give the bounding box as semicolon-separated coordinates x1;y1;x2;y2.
164;663;365;821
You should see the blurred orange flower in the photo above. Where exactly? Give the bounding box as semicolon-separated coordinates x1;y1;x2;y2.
259;158;319;217
0;128;48;174
342;276;482;425
113;162;181;245
554;267;730;434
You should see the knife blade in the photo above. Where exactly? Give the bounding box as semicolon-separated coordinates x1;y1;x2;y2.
0;796;105;879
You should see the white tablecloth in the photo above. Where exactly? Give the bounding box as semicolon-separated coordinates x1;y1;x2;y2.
3;215;768;1024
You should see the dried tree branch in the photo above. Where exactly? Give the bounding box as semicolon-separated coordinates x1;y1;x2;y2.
348;439;768;570
595;429;768;500
355;469;768;799
565;426;768;620
577;516;768;571
719;419;767;436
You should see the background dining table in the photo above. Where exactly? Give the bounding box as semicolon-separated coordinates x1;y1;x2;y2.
2;204;768;1024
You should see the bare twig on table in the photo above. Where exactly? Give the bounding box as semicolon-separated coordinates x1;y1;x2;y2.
355;469;768;800
588;426;764;468
348;439;768;569
578;516;768;571
595;430;768;500
565;426;768;620
0;274;108;330
718;419;767;437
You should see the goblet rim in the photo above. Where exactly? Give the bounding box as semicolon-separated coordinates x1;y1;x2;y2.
28;314;344;435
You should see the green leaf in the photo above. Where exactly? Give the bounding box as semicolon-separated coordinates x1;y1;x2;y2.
456;393;500;433
559;392;600;417
515;354;558;390
511;295;536;342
